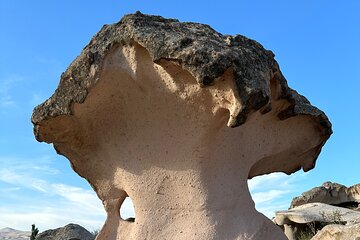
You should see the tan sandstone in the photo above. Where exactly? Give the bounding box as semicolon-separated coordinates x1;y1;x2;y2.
32;12;332;240
312;223;360;240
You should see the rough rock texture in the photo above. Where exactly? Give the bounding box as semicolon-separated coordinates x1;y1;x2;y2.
312;223;360;240
275;203;360;225
291;182;360;209
35;224;94;240
32;12;332;240
274;203;360;240
276;182;360;239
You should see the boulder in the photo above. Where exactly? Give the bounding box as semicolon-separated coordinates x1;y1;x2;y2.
32;12;332;240
274;203;360;240
312;223;360;240
35;223;94;240
291;182;360;209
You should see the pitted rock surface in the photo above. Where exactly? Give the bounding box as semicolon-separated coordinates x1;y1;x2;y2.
32;12;332;240
32;12;330;135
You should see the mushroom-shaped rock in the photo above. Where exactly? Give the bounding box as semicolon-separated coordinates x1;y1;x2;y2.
275;203;360;226
274;203;360;240
32;12;332;240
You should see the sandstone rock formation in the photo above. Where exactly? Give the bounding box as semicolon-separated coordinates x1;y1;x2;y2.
312;223;360;240
35;223;94;240
275;182;360;239
32;12;332;240
276;202;360;225
274;202;360;240
291;182;360;209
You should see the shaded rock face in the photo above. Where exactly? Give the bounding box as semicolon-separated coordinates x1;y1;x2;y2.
35;224;94;240
312;223;360;240
32;12;332;240
291;182;360;209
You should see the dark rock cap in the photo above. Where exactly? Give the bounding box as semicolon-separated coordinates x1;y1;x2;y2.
32;12;332;176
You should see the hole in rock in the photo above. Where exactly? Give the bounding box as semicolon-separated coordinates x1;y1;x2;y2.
248;172;295;218
120;197;136;222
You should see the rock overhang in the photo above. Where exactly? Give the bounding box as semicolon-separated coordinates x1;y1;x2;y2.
32;12;332;180
31;12;333;239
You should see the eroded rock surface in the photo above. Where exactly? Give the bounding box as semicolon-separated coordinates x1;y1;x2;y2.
32;12;332;240
275;203;360;240
275;202;360;225
312;223;360;240
35;224;94;240
275;182;360;240
291;182;360;209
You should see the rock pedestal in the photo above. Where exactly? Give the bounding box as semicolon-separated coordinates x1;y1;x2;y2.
32;12;332;240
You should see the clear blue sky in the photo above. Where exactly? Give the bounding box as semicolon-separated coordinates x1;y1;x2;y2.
1;0;359;232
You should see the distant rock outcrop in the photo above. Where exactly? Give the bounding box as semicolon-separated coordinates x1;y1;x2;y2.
291;182;360;209
275;182;360;240
35;223;94;240
274;202;360;240
276;202;360;225
0;228;30;240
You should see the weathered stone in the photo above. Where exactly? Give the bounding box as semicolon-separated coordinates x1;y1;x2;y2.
32;12;332;240
35;224;94;240
274;203;360;240
275;203;360;225
312;223;360;240
291;182;360;209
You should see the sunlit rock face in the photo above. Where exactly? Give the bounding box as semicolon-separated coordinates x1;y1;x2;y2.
274;203;360;240
312;223;360;240
32;12;332;240
291;182;360;209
